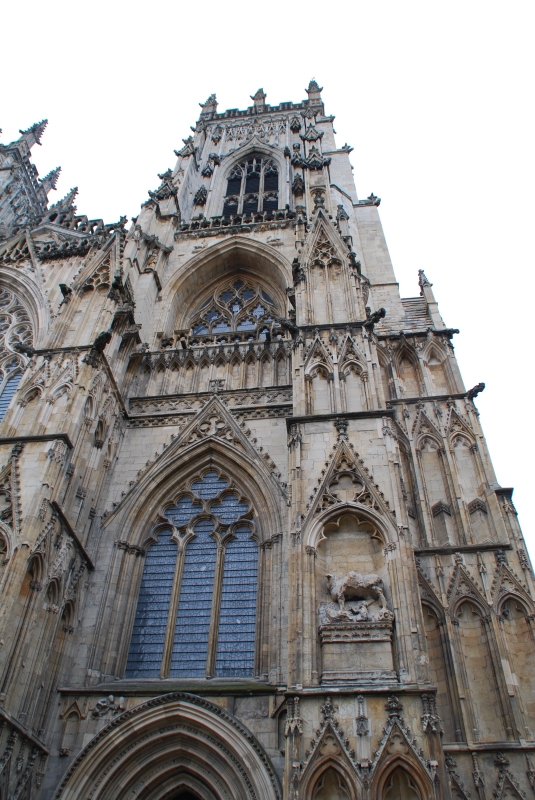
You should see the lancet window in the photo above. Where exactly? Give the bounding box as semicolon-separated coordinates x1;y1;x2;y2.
222;155;279;218
190;278;278;340
125;470;258;679
0;289;33;420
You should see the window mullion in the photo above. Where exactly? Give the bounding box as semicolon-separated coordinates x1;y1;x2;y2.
206;542;226;678
160;537;185;678
238;168;246;214
259;163;265;212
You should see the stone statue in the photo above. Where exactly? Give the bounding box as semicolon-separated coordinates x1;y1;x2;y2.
325;571;388;613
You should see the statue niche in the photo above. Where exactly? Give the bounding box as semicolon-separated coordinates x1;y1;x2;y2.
316;514;396;685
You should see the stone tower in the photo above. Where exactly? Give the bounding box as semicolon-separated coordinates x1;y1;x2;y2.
0;83;533;800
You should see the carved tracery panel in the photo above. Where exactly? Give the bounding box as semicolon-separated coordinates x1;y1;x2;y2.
125;470;258;679
0;288;33;420
223;155;279;217
189;278;279;341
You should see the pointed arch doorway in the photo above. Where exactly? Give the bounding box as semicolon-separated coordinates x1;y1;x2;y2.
53;693;281;800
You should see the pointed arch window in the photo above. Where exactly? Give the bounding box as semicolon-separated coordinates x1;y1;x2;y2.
0;288;33;420
189;278;279;341
223;155;279;218
125;470;258;679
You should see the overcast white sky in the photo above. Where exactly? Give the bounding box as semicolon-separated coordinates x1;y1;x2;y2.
2;1;534;552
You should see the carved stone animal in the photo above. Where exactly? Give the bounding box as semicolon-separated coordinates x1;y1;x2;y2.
325;571;387;613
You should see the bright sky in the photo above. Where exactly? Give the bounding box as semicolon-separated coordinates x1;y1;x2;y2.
2;2;534;552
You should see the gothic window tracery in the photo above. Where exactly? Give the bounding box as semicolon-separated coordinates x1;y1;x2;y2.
125;470;258;679
190;278;278;341
222;155;279;218
0;289;33;420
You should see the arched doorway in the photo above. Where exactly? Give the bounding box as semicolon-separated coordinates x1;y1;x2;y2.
53;693;281;800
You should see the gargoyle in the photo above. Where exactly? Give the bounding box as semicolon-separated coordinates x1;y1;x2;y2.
364;307;386;328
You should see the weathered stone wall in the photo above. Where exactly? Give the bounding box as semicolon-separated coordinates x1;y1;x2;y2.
0;83;533;800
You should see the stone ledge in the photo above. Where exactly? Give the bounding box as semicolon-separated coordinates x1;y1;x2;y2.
58;678;276;696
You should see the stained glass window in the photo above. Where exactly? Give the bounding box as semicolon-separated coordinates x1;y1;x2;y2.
223;155;279;217
0;374;21;421
216;525;258;677
189;279;278;339
125;529;177;678
170;519;217;678
125;470;258;679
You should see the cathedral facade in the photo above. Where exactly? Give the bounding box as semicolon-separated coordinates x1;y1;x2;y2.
0;83;533;800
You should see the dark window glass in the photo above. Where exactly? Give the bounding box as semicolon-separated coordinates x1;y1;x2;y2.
165;497;201;528
212;320;231;333
222;201;238;218
216;526;258;677
245;173;260;194
243;195;259;215
210;493;249;524
0;374;20;421
125;529;177;678
191;471;228;498
226;178;242;196
170;519;217;678
263;195;278;213
264;170;278;191
223;155;279;215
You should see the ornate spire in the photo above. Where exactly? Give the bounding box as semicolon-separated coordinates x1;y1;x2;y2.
306;79;323;96
251;88;267;109
305;79;324;114
199;94;218;117
18;119;48;148
40;167;61;194
48;187;78;211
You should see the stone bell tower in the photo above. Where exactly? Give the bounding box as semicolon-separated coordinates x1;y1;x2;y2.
0;82;533;800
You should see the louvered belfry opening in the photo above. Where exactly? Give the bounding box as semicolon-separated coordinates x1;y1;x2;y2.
222;154;279;218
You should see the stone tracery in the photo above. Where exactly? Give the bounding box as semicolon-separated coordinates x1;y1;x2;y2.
125;469;258;680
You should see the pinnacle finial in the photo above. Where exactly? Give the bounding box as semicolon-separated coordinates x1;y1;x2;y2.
199;93;217;109
17;119;48;148
251;88;267;105
49;186;78;210
306;79;323;95
41;167;61;194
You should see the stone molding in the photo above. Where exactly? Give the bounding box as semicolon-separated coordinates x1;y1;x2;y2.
52;692;281;800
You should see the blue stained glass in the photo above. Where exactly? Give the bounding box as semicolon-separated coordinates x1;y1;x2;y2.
193;323;209;335
0;374;20;421
261;290;275;305
212;319;231;333
210;493;249;524
125;529;177;678
204;308;219;322
191;471;228;499
252;304;266;318
216;526;258;677
170;519;217;677
165;496;201;527
241;288;254;301
236;318;255;331
220;290;234;304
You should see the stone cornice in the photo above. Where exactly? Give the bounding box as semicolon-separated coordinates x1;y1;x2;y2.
286;408;394;428
0;433;73;448
414;542;512;556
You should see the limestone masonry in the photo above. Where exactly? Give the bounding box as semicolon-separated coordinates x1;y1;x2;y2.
0;83;533;800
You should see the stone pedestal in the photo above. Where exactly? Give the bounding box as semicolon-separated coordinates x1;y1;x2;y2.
319;617;396;684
